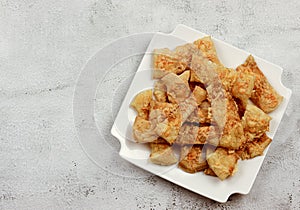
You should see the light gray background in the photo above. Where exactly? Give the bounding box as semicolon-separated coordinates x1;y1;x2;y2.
1;0;300;209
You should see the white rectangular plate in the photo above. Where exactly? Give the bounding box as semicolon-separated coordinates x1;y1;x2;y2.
111;24;292;202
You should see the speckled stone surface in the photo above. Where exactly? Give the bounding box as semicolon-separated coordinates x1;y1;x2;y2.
0;0;300;209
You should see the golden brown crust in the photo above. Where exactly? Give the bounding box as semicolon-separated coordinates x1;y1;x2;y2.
153;48;187;79
149;101;182;144
231;72;255;109
193;36;221;65
186;101;211;124
179;145;208;173
237;133;272;160
236;55;283;113
242;104;272;141
207;148;239;180
176;124;212;145
215;66;237;92
217;93;246;150
160;73;198;122
149;143;177;165
130;89;153;119
132;116;157;143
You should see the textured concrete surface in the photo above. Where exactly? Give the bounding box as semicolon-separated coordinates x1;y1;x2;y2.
1;0;300;209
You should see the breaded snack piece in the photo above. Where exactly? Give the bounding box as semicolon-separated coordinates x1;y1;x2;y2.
237;133;272;160
215;66;237;91
193;36;221;65
174;41;222;84
154;71;191;104
179;145;208;173
130;89;153;119
242;104;272;141
236;55;283;113
192;86;207;105
204;168;217;177
217;93;246;150
161;73;191;104
132;116;158;143
149;143;177;165
207;148;239;180
161;73;197;122
176;124;199;145
153;48;187;79
149;101;182;144
153;80;167;102
231;72;255;109
174;43;199;65
176;124;211;145
199;101;212;124
186;101;211;124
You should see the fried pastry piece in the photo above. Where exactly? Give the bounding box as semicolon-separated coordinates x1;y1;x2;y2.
173;41;221;83
161;73;191;104
236;55;283;113
149;143;177;165
176;124;199;145
186;102;211;124
231;72;255;109
154;70;191;103
192;86;207;105
179;145;208;173
153;48;187;79
149;101;182;144
204;168;217;177
207;148;239;180
216;93;246;150
132;116;158;143
215;66;237;91
237;133;272;160
160;73;197;122
176;124;211;145
198;101;212;124
130;89;153;119
154;43;204;80
242;104;272;141
174;43;199;65
133;101;182;144
193;36;221;65
153;80;167;102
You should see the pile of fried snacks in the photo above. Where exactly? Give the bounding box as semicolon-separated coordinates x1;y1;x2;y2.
130;36;283;180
